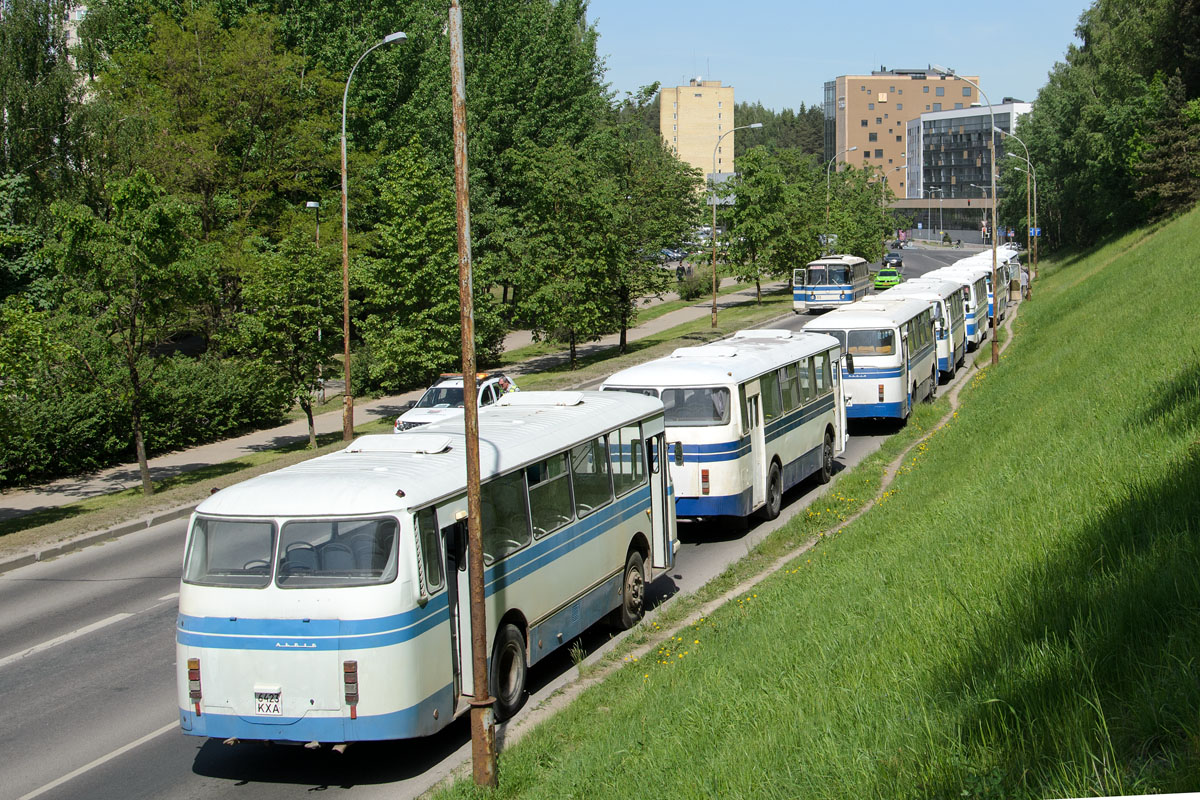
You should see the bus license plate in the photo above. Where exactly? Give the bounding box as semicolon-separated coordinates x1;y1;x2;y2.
255;691;282;715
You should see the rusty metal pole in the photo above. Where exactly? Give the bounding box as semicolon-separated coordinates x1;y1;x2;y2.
449;1;496;788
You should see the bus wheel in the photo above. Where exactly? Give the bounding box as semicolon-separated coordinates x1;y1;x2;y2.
614;550;645;630
819;430;834;484
759;462;783;521
489;623;527;721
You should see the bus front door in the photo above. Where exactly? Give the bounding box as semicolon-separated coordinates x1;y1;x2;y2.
440;508;474;704
745;385;766;511
646;429;674;569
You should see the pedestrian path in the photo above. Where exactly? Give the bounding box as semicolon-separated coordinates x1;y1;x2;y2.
0;277;784;523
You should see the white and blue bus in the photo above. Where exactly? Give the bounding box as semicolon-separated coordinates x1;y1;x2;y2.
792;255;871;313
803;297;937;421
878;278;968;380
176;391;676;744
601;329;847;521
921;265;990;350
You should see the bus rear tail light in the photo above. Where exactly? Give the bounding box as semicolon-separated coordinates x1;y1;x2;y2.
344;660;359;719
701;469;710;495
188;657;202;715
878;384;885;402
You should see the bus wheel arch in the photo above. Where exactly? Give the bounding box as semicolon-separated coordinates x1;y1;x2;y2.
759;457;784;521
819;426;835;484
489;620;528;722
613;546;646;630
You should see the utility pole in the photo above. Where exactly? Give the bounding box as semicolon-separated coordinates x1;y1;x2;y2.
449;1;497;788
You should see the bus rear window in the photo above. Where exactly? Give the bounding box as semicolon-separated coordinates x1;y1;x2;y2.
661;387;731;427
276;518;399;588
184;517;276;588
847;329;896;356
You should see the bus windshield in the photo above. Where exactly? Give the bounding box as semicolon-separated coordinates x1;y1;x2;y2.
184;517;276;588
847;329;896;356
806;265;849;284
416;386;465;408
276;518;400;588
661;387;730;427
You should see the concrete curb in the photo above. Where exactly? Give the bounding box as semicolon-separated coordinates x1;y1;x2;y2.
0;502;198;576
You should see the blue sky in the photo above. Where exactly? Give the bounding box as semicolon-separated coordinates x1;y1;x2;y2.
587;1;1092;110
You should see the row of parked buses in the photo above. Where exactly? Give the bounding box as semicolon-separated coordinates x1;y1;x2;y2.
175;247;1022;749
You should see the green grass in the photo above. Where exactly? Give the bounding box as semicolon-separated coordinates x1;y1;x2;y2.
436;207;1200;799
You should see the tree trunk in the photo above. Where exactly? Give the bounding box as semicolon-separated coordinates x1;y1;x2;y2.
569;330;577;369
301;396;316;449
131;390;154;497
756;278;762;304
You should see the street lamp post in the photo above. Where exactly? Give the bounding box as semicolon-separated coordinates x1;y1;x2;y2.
1000;127;1036;296
825;146;858;250
1009;158;1038;296
710;122;763;328
306;200;320;246
340;30;407;441
930;187;944;241
932;64;999;366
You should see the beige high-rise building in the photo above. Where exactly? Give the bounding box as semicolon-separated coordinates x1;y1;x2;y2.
660;78;736;179
823;68;982;199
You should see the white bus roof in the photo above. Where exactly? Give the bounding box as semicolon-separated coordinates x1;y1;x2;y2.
802;296;932;331
923;266;989;285
805;254;868;266
879;277;963;301
603;329;841;389
194;391;663;518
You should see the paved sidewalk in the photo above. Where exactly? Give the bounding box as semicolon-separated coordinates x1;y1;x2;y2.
0;277;785;524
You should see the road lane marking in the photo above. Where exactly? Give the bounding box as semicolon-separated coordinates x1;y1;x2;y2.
17;721;177;800
0;613;132;669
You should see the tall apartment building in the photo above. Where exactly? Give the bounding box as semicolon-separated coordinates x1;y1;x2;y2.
823;68;982;198
660;78;736;180
905;101;1032;200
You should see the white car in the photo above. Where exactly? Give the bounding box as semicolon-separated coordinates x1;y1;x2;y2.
393;372;519;432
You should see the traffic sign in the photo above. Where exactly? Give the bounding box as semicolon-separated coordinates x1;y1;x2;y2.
1032;227;1041;237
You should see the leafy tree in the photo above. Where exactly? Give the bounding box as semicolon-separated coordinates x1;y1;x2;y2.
1135;75;1200;218
238;238;340;448
46;170;207;495
722;147;790;302
734;102;824;157
355;144;505;391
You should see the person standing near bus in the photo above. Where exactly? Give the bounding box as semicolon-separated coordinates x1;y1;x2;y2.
1019;266;1030;300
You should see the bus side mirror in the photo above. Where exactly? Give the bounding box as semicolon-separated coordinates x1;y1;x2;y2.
674;441;684;466
403;400;416;410
844;354;855;375
446;516;468;566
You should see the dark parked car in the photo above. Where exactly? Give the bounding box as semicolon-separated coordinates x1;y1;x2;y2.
882;251;904;269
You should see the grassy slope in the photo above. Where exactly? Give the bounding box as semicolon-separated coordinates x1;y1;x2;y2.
439;209;1200;799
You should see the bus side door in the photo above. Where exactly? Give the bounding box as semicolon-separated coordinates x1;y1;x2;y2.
643;416;674;569
741;381;766;511
438;498;474;703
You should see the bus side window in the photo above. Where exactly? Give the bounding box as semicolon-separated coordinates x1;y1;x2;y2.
527;453;573;537
797;357;814;404
611;424;646;497
479;471;532;563
570;436;614;517
739;384;749;435
780;364;799;410
760;370;782;421
415;507;444;592
815;352;832;396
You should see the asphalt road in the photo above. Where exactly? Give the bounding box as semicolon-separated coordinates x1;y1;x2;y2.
0;247;966;800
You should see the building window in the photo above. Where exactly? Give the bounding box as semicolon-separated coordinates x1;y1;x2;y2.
963;87;972;97
897;103;902;110
863;151;870;158
932;103;941;111
875;149;883;158
885;113;889;119
923;86;930;93
925;105;931;110
889;85;895;92
718;101;722;108
955;103;963;109
868;132;878;142
876;117;882;124
868;102;875;110
861;119;868;127
896;135;902;142
936;86;945;96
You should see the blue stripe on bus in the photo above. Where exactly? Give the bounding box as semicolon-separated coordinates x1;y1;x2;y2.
676;488;753;517
846;401;905;419
675;396;835;465
178;487;653;652
937;356;950;372
179;683;455;742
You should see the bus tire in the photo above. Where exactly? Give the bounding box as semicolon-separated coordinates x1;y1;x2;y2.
819;430;834;484
614;549;645;630
489;623;527;722
759;461;783;521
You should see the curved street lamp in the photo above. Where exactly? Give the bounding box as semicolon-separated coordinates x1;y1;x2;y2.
931;63;999;365
999;127;1037;289
825;146;858;250
340;30;407;440
710;122;763;328
1009;156;1038;298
